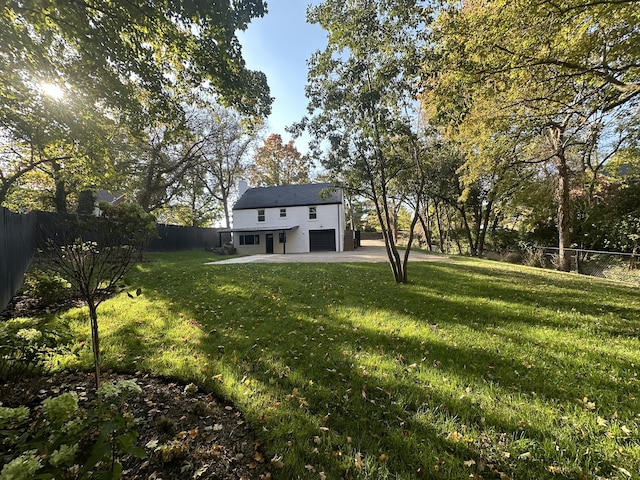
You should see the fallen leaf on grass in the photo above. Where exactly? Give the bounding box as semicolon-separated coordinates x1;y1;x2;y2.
354;452;364;469
464;459;476;467
618;467;632;478
270;454;284;469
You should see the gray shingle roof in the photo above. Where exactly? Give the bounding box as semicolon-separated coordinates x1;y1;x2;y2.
233;183;342;210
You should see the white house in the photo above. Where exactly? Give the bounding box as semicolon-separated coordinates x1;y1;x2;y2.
227;183;345;254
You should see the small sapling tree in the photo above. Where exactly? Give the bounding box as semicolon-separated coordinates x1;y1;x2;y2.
41;203;156;388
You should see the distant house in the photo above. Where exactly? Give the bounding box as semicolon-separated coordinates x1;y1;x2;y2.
227;183;345;254
95;190;127;216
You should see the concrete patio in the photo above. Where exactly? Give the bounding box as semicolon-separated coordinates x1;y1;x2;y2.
207;240;448;264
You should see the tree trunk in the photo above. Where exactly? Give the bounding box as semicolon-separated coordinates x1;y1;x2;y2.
89;301;101;389
418;207;432;251
476;198;493;257
370;175;405;283
222;192;231;229
52;161;67;213
434;202;445;253
458;204;477;256
548;124;572;272
377;198;404;283
556;155;572;271
401;200;422;283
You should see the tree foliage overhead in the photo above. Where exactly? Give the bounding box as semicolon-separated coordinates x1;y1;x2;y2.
0;0;272;212
0;0;272;121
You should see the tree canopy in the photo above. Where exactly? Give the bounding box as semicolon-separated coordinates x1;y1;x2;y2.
249;134;310;187
424;0;640;268
0;0;272;213
0;0;272;122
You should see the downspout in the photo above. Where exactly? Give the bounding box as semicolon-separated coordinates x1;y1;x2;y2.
337;202;342;252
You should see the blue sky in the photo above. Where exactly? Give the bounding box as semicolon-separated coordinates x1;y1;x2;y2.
238;1;326;153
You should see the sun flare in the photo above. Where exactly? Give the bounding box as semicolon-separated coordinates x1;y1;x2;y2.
39;82;65;100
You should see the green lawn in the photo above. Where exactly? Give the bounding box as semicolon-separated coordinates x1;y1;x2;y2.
54;251;640;479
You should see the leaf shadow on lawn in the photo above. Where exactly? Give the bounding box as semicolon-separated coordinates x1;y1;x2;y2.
93;254;640;479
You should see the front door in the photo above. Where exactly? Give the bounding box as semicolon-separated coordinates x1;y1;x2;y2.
266;234;274;254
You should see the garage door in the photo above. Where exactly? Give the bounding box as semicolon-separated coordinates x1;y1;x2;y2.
309;229;336;252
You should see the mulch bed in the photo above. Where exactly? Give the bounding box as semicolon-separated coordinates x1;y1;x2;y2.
0;371;273;479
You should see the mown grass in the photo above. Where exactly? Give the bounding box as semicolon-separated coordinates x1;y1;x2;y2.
52;251;640;479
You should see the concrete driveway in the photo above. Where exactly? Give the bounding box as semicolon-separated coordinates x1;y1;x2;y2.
208;240;447;264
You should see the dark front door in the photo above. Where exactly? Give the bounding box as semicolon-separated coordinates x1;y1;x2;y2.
266;234;274;254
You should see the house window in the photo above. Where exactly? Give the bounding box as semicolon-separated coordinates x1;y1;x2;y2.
309;206;317;220
239;234;260;245
258;209;265;222
280;208;287;218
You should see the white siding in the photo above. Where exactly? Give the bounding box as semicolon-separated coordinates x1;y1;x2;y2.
232;201;345;254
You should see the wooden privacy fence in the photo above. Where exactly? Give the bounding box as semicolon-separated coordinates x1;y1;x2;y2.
148;224;230;252
0;208;36;312
0;207;231;312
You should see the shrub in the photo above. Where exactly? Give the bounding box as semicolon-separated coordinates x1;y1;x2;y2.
0;379;146;480
503;252;524;264
0;318;71;382
524;248;547;268
22;268;71;306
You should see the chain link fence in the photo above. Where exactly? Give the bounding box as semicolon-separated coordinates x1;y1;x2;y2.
525;247;639;285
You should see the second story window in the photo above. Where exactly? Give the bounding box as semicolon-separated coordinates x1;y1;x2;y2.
258;209;265;222
309;206;317;220
280;208;287;218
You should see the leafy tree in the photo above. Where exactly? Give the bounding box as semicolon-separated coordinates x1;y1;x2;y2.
574;149;640;252
122;122;206;213
76;190;96;217
123;104;259;226
0;90;115;210
249;134;310;187
426;0;640;270
41;203;156;388
1;0;272;210
199;107;261;228
304;0;431;283
154;161;221;228
1;0;271;121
